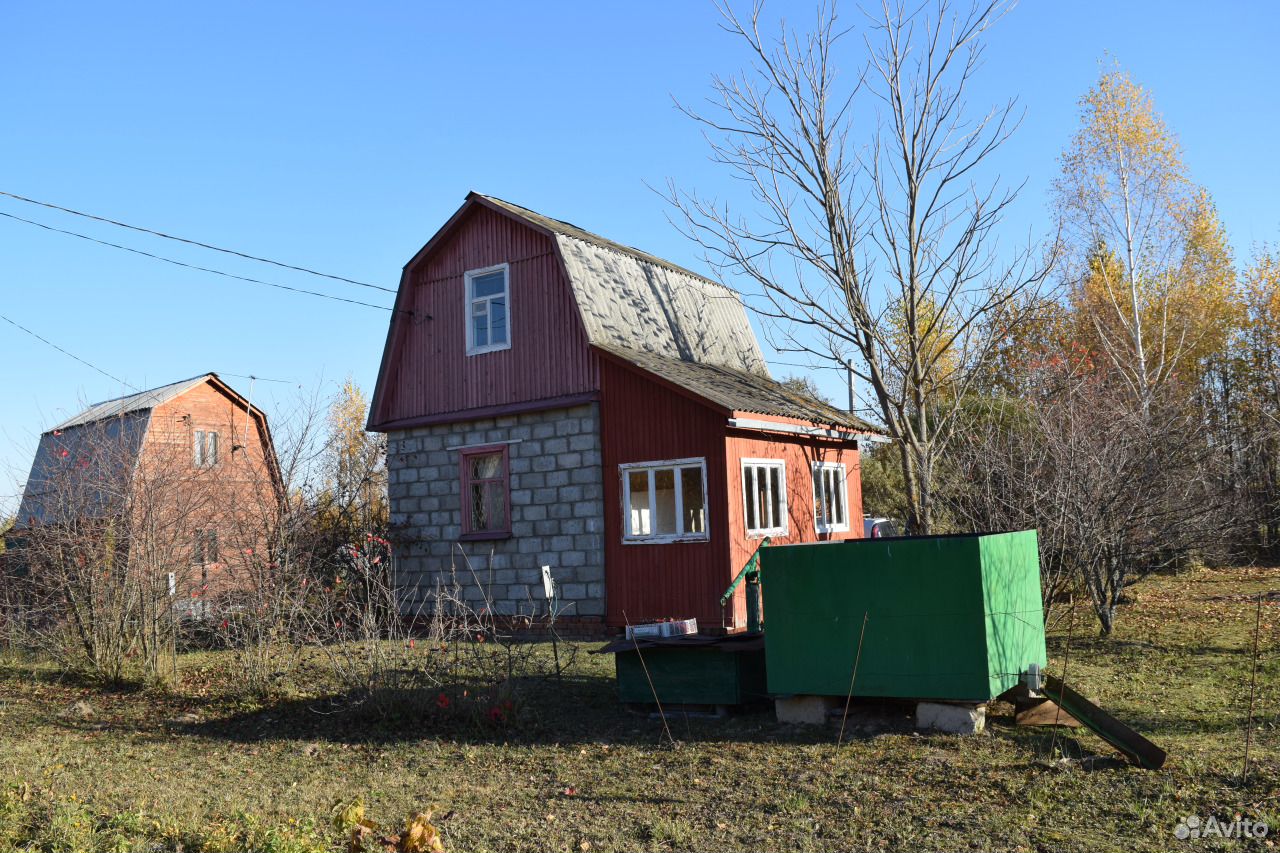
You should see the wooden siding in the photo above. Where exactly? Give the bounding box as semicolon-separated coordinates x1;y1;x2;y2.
723;430;863;629
374;206;597;425
599;358;731;629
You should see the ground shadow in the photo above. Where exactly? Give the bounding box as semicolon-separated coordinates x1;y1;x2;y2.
0;662;145;693
176;677;939;750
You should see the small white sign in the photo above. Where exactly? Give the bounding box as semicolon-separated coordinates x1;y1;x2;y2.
540;565;556;600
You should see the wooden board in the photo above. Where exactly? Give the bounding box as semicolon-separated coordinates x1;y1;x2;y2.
1043;674;1166;769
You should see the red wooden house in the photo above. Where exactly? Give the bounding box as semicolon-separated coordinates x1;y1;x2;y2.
369;193;878;631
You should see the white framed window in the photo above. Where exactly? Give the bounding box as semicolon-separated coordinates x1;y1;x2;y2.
194;430;218;468
742;458;788;537
620;457;709;543
464;263;511;355
812;462;849;533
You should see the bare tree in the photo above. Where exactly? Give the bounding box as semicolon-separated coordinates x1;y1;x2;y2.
947;362;1226;634
670;0;1050;532
7;415;219;681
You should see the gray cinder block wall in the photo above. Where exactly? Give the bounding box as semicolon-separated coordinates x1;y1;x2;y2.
386;403;606;619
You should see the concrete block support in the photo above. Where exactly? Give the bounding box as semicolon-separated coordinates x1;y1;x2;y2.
775;695;841;725
915;701;987;735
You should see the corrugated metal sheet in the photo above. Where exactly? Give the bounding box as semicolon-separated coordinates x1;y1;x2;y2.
478;194;730;290
51;375;212;430
555;234;767;375
599;357;732;628
476;194;765;375
598;344;878;430
15;412;150;527
374;205;597;425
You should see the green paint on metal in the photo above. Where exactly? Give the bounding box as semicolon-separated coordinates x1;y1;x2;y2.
761;530;1047;701
615;648;768;706
745;578;762;633
721;536;770;608
978;531;1049;699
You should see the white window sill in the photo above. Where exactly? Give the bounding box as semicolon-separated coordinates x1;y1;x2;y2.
622;533;710;545
816;523;850;534
466;343;512;357
746;528;787;538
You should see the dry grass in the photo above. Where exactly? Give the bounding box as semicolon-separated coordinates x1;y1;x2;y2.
0;567;1277;851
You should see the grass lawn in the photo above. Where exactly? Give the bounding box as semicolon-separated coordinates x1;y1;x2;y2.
0;567;1277;852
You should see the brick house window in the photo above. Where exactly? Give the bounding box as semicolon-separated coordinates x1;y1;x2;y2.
812;462;849;533
193;529;218;564
464;263;511;355
460;445;510;538
742;459;787;537
620;458;708;543
194;430;218;468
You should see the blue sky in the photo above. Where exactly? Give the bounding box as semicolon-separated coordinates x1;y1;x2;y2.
2;1;1278;513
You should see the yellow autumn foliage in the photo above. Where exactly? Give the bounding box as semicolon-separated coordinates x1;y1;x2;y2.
1072;194;1239;387
1241;245;1280;396
884;293;961;404
1057;64;1241;392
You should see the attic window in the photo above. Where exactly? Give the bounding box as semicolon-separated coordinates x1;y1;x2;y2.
194;430;218;468
465;263;510;355
193;529;218;565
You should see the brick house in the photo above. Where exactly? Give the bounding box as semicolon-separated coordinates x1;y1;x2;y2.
369;193;878;631
12;373;282;607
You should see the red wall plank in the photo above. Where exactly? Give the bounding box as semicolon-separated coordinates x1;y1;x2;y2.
378;206;597;423
724;430;863;627
599;358;731;628
599;359;866;631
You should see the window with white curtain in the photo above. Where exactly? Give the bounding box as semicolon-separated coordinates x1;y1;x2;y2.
812;462;849;533
194;430;218;468
742;459;787;536
620;458;708;542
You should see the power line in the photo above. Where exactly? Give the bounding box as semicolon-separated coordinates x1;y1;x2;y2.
0;312;137;390
0;189;395;294
769;359;847;372
221;372;297;385
0;210;398;313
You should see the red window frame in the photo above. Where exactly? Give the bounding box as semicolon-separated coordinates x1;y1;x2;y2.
459;444;511;539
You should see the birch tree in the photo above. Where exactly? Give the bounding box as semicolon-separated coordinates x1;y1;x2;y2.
1054;67;1237;405
671;0;1049;533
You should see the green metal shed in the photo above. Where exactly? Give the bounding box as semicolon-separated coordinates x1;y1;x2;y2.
761;530;1047;701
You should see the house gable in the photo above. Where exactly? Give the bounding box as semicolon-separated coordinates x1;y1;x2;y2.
370;193;780;431
369;202;597;430
15;375;282;530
